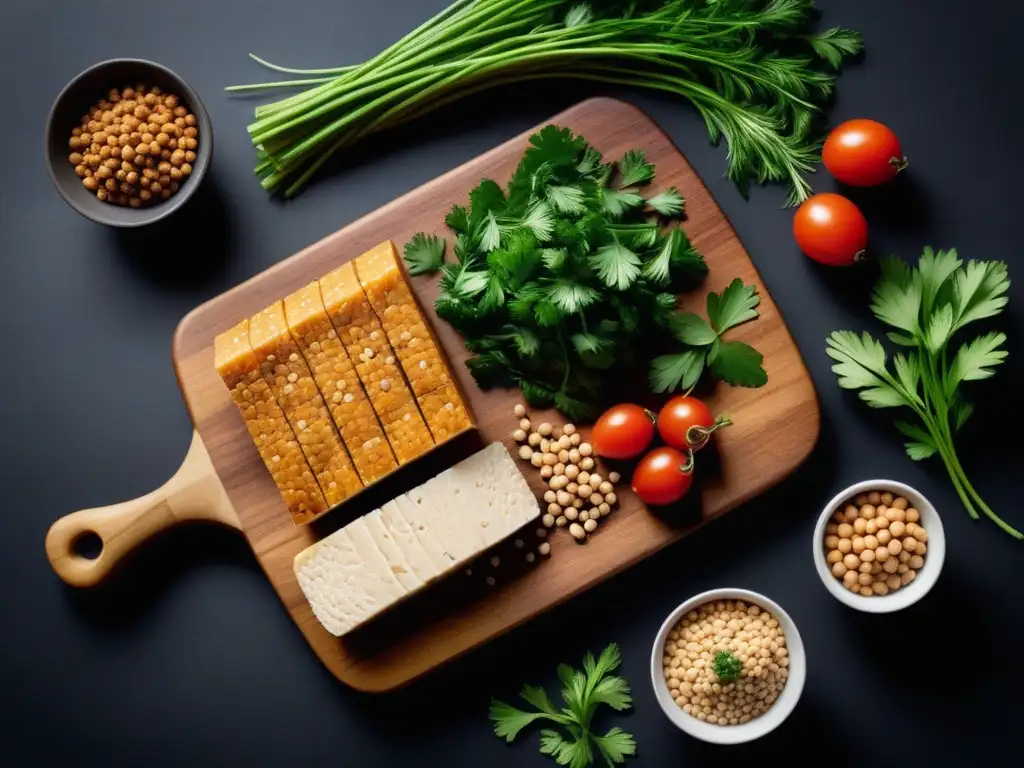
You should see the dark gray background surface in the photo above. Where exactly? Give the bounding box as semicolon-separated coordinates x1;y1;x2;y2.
2;1;1021;766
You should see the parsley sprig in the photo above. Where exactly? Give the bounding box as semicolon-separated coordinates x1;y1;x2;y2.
712;650;743;682
490;644;636;768
650;278;767;393
826;247;1020;539
405;125;767;421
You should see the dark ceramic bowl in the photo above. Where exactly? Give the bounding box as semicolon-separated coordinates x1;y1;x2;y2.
45;59;213;227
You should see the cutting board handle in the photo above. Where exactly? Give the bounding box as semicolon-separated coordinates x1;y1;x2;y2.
45;431;240;588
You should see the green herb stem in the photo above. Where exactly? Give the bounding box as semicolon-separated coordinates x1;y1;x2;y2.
229;0;859;197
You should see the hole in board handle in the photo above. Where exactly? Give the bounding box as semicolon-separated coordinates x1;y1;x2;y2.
72;531;103;560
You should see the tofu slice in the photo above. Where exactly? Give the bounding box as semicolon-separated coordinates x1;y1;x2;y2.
390;493;458;575
446;442;540;540
346;516;410;598
294;529;379;637
364;509;423;592
214;319;327;524
405;475;488;564
377;501;441;584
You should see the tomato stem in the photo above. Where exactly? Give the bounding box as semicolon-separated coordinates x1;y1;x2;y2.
686;417;731;450
889;155;909;173
679;449;695;475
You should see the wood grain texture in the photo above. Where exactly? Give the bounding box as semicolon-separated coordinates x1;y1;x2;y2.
172;98;820;692
45;431;239;587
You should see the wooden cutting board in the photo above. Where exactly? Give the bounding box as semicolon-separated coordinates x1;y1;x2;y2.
45;98;819;692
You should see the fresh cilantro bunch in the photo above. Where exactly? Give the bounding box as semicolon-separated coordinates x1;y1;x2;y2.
405;125;766;421
826;247;1020;539
490;643;636;768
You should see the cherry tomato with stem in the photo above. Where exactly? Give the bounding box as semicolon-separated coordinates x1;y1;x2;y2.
632;447;695;506
657;395;730;452
823;119;908;187
592;403;656;460
793;193;868;267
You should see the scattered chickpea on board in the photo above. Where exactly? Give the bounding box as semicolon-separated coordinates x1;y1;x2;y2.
824;491;929;596
68;84;199;207
662;600;790;725
510;405;623;550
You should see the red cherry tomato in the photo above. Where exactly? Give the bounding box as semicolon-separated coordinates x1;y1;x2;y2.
632;447;694;506
823;119;907;187
657;395;728;451
592;403;656;460
793;193;868;267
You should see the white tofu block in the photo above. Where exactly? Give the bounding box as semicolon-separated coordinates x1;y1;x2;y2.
407;472;489;561
378;501;441;584
391;493;458;575
294;529;381;637
365;509;424;592
295;443;541;637
445;442;539;541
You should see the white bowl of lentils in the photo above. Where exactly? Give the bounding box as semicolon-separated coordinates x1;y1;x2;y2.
813;480;945;613
650;589;806;745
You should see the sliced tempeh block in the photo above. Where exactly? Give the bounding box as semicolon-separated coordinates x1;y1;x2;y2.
417;381;474;444
283;282;398;485
249;301;362;509
380;400;435;466
319;261;433;464
214;319;326;524
355;241;452;397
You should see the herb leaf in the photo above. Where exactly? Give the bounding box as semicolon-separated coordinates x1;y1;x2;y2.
602;188;644;218
672;313;718;346
402;233;446;276
592;728;637;765
712;650;743;682
591;242;641;291
618;150;655;188
711;341;768;388
650;350;705;393
946;331;1008;396
646;186;685;216
708;279;760;334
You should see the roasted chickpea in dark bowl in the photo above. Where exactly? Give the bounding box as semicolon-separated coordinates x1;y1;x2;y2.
45;59;212;227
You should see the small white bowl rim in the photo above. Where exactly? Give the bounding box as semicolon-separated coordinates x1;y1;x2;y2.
650;588;806;745
812;479;946;613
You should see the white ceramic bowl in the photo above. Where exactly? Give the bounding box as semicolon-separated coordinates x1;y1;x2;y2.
812;479;945;613
650;588;806;745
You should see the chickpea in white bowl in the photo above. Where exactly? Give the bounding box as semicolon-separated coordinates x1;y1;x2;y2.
651;589;806;745
813;480;945;613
